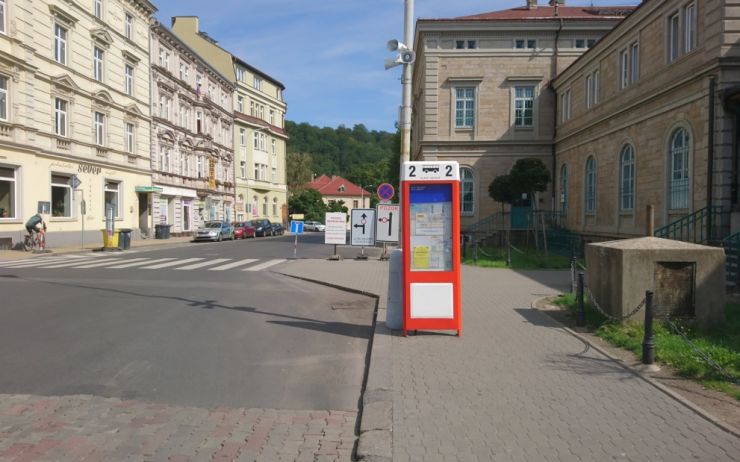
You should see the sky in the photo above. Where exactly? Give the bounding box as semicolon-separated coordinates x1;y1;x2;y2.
153;0;641;133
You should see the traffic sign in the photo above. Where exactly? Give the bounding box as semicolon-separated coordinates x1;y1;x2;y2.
377;183;395;202
375;204;400;243
69;175;82;189
350;208;376;246
324;212;347;245
290;220;304;234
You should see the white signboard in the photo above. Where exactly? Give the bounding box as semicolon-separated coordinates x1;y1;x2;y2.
402;161;460;181
324;212;347;245
350;209;376;246
375;204;400;243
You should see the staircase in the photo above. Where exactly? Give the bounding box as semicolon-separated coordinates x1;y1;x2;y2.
463;211;508;244
721;232;740;287
653;206;724;244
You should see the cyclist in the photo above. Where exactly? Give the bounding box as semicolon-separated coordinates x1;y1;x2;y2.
25;213;47;242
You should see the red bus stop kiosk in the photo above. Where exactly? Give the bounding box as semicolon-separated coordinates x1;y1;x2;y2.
401;161;462;336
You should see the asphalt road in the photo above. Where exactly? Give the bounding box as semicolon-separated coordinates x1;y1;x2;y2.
0;233;378;411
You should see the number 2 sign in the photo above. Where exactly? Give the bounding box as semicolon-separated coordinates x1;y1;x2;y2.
403;161;460;181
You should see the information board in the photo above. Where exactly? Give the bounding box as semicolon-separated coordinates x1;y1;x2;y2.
408;184;453;271
324;212;347;245
375;204;400;243
350;209;376;246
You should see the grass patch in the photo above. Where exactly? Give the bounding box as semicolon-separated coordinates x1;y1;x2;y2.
553;295;740;400
462;246;576;270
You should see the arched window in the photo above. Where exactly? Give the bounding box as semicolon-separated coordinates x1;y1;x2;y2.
272;197;278;216
669;128;690;209
585;156;596;213
559;164;568;214
460;167;474;214
619;144;635;211
262;196;268;216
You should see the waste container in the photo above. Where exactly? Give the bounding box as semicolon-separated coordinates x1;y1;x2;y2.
155;224;171;239
118;228;132;250
101;229;120;249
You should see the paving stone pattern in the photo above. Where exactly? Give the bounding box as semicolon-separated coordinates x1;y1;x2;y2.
0;394;356;461
392;267;740;462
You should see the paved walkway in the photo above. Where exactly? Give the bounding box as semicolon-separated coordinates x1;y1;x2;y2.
277;261;740;462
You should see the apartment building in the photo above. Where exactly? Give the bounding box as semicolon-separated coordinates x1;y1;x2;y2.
150;22;235;234
0;0;156;247
170;17;288;224
554;0;740;240
411;1;634;231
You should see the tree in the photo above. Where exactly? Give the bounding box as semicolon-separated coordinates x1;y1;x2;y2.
286;152;314;194
488;175;518;212
327;200;348;215
488;158;551;208
288;189;326;222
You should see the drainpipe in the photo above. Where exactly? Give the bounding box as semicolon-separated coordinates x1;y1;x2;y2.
550;18;564;212
708;76;716;240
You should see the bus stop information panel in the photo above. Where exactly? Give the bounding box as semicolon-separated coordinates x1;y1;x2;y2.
402;161;462;336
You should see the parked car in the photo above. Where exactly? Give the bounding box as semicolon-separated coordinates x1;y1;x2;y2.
249;219;273;237
304;220;326;232
232;221;256;239
271;223;285;236
193;221;234;242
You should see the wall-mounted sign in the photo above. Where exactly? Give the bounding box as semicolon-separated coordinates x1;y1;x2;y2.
78;163;102;175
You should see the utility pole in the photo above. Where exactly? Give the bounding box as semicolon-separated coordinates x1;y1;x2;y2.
401;0;414;166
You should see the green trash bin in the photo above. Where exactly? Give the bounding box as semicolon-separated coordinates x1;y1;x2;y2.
118;228;132;250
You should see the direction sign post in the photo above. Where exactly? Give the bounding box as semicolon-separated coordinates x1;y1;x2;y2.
350;208;376;260
289;220;304;259
376;203;400;260
69;176;84;250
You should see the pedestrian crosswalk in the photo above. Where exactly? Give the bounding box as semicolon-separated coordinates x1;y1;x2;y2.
0;254;289;273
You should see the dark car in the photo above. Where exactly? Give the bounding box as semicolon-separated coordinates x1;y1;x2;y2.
232;221;256;239
271;223;285;236
193;221;234;242
249;219;273;237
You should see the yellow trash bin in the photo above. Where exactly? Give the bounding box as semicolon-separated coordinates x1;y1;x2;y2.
101;229;120;249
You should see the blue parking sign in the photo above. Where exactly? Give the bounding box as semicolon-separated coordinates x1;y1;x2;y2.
290;220;304;234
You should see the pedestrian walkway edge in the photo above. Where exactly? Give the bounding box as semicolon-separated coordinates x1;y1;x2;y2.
273;271;393;462
532;296;740;439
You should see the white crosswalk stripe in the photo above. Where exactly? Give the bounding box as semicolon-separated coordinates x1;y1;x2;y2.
175;258;231;270
142;258;203;269
72;258;146;269
36;259;115;269
242;259;286;272
0;255;90;268
208;259;258;271
107;258;174;269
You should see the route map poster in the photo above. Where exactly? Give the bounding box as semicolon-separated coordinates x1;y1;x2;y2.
409;184;453;272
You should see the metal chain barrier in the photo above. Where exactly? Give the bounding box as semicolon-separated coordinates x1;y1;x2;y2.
584;286;646;322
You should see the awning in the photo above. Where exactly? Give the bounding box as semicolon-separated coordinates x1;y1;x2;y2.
135;186;163;193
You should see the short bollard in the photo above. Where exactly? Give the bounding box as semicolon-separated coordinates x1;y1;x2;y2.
570;256;577;294
642;290;655;365
473;241;479;263
576;271;585;327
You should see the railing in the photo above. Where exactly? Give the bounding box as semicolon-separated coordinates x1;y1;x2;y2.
721;231;740;287
530;210;566;230
463;211;508;239
653;206;723;244
535;227;583;257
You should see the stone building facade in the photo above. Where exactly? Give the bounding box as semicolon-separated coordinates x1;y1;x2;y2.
171;17;288;225
150;22;234;235
411;2;633;231
554;0;740;240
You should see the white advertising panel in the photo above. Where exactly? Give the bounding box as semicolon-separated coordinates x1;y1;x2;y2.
324;212;347;245
350;209;376;246
375;204;400;243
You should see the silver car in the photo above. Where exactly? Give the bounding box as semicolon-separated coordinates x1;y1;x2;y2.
193;221;234;242
304;221;326;232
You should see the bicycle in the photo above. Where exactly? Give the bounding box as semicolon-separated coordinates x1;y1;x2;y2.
23;231;46;252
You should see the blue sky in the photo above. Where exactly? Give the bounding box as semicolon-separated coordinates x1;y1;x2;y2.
153;0;640;133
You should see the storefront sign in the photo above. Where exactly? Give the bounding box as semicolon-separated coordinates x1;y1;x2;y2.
78;163;102;175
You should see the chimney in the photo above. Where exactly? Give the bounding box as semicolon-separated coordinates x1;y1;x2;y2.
527;0;538;9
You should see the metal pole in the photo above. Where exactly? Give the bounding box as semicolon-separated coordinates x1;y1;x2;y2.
400;0;413;166
577;272;585;327
642;290;655;365
294;233;298;259
571;255;577;294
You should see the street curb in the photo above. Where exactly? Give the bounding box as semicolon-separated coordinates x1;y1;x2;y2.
531;295;740;439
273;270;393;461
0;239;197;261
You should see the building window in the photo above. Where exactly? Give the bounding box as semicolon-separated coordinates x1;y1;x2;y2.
585;156;596;214
0;166;17;218
254;76;262;90
630;42;639;85
240;160;246;178
619;49;629;89
684;3;697;53
54;98;67;137
272;166;277;182
124;13;133;39
559;164;568;214
54;24;67;64
124;64;134;95
669;128;690;209
585;70;599;108
668;12;680;62
159;48;170;70
560;89;571;122
237;96;244;112
0;0;6;34
262;197;268;216
125;123;134;153
271;139;276;154
455;87;475;129
0;76;7;121
104;181;120;218
455;40;477;49
93;0;102;19
93;47;104;82
619;144;635;211
515;39;536;49
239;128;246;145
269;109;274;124
460;167;474;214
94;112;105;146
514;86;534;128
51;174;73;218
236;67;244;82
272;198;277;216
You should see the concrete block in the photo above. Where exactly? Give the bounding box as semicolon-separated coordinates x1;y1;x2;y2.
356;430;392;461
